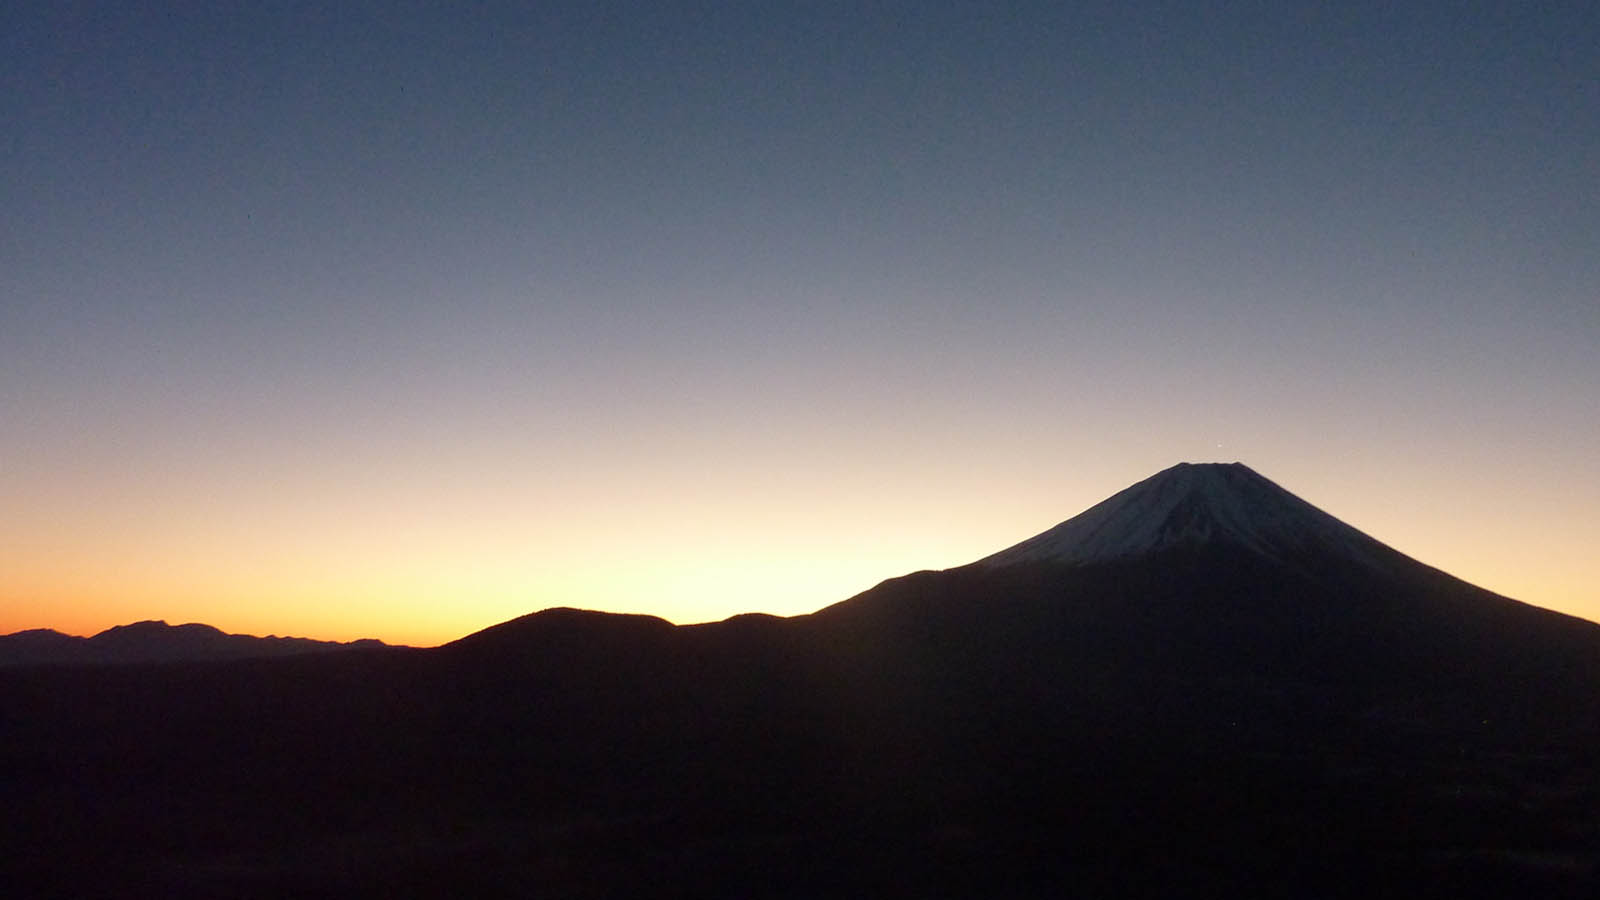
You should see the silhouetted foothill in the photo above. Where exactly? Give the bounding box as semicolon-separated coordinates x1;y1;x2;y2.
0;620;396;666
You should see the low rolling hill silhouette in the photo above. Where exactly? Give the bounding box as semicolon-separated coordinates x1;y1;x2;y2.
4;463;1597;898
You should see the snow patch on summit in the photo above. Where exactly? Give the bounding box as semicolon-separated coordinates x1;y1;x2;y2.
974;462;1398;571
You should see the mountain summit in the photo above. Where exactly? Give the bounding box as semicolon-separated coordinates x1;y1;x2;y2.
974;461;1406;575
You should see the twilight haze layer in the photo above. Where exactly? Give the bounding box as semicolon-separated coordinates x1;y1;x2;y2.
3;1;1595;645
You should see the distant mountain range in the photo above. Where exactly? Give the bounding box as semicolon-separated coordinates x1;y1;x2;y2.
6;462;1597;898
0;620;391;666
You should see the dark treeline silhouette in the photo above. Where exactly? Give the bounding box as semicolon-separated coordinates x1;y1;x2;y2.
5;465;1598;897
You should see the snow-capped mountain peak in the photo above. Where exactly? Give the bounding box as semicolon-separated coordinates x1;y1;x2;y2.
973;462;1399;571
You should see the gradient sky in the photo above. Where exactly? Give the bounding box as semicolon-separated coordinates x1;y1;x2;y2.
4;1;1596;645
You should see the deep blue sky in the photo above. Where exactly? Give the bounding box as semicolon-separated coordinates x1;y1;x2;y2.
4;1;1597;641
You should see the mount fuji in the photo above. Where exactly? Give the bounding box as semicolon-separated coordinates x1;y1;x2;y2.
974;461;1409;573
816;461;1597;685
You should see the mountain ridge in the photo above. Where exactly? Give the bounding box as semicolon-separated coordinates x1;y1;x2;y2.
0;619;394;666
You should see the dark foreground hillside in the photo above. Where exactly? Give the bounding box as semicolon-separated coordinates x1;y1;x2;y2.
4;592;1597;898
